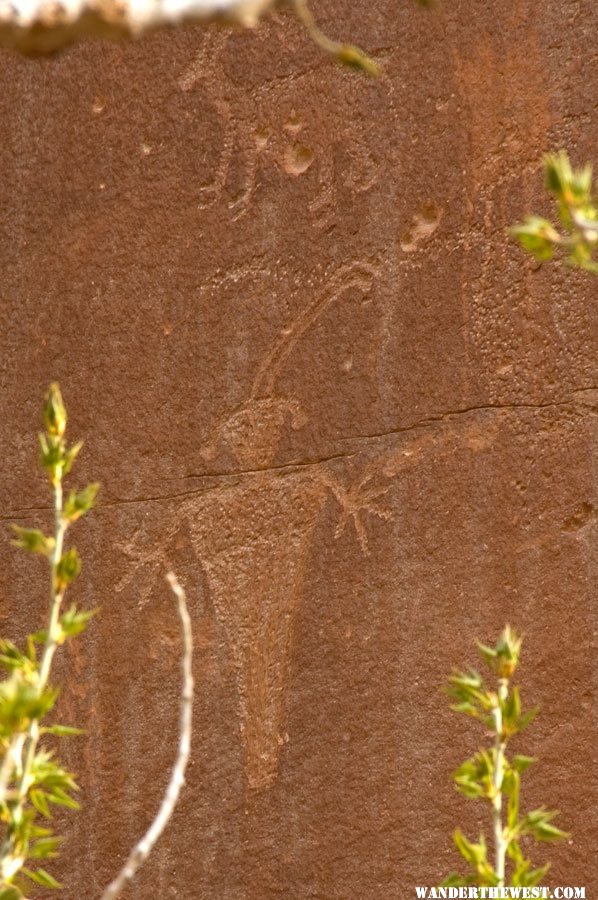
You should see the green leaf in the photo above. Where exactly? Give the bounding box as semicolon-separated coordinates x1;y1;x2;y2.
10;527;54;557
40;724;84;737
46;790;80;810
492;625;522;677
454;751;494;799
510;218;558;261
38;432;65;484
544;152;570;197
575;163;593;197
517;706;539;734
533;821;570;841
514;151;598;273
449;701;480;718
42;384;67;438
501;688;537;737
453;829;476;866
502;684;521;723
0;678;57;736
30;789;51;819
334;44;379;76
0;886;25;900
29;629;47;646
62;441;83;477
453;777;484;799
450;670;484;690
476;642;497;667
512;858;551;887
511;858;532;888
512;754;535;773
22;866;62;889
452;831;497;885
30;835;62;860
505;770;520;830
0;641;34;673
453;829;486;867
54;548;81;591
507;838;524;864
63;483;100;524
57;605;96;643
519;808;569;841
445;669;493;716
526;863;552;886
31;754;78;787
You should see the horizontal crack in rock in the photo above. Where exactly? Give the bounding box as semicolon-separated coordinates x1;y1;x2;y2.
4;393;594;518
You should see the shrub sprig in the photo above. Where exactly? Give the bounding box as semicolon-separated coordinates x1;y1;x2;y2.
442;627;569;889
512;152;598;273
0;384;97;897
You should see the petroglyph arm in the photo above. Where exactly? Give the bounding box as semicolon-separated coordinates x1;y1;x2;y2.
320;412;505;553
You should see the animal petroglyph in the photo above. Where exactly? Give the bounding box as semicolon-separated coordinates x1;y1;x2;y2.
282;143;315;177
118;258;396;791
200;397;307;469
177;29;383;222
322;466;392;553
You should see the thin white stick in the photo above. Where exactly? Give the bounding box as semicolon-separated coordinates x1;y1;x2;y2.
100;573;194;900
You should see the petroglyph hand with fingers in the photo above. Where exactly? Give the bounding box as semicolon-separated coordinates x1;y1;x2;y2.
322;466;393;554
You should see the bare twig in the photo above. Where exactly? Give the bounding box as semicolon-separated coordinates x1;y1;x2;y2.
293;0;379;74
292;0;339;56
100;573;194;900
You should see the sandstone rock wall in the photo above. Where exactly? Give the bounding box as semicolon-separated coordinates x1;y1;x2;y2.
0;1;596;896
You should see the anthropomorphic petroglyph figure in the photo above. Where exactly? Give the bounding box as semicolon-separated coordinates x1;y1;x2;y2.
119;258;397;789
118;257;500;790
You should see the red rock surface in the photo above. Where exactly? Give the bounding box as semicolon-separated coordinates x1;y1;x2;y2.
0;1;596;896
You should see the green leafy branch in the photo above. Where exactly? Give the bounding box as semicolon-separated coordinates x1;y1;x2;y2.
0;384;98;897
512;151;598;273
0;386;194;899
442;627;569;890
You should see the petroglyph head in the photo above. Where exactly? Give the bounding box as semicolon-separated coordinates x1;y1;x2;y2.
201;397;307;469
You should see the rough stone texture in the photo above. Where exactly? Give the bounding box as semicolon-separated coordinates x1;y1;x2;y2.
0;0;596;896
